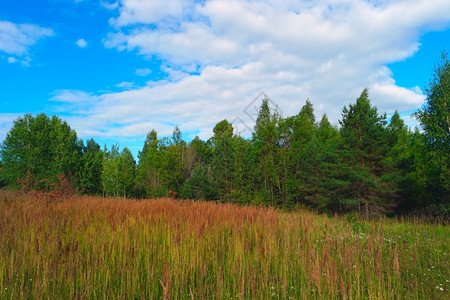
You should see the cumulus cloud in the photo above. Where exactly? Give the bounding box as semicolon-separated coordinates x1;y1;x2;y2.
43;0;450;142
110;0;190;27
0;20;53;64
75;38;88;48
49;90;101;116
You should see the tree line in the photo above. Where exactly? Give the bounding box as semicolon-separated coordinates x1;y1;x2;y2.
0;52;448;217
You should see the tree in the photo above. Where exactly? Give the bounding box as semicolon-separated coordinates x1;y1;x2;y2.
211;120;235;200
252;98;281;205
303;114;341;211
231;136;253;203
180;136;214;200
119;147;135;198
135;130;164;198
414;51;450;207
101;144;121;197
164;126;186;194
0;113;82;191
101;144;135;198
336;89;393;217
289;100;318;204
79;138;104;194
0;160;6;189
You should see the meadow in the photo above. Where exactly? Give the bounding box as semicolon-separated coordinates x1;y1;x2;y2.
0;191;448;299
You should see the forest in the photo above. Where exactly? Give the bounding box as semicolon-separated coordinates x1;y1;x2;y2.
0;52;448;218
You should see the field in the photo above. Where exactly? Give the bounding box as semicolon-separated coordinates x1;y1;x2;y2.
0;191;448;299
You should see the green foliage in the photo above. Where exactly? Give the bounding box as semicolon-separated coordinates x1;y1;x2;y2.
78;138;103;195
135;130;164;197
333;89;395;217
414;51;450;208
1;51;448;218
0;113;82;190
211;120;235;200
120;147;136;197
101;144;135;197
252;97;281;205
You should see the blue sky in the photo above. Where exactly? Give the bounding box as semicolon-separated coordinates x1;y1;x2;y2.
1;0;450;158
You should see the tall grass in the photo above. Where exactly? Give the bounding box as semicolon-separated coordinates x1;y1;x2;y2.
0;191;448;299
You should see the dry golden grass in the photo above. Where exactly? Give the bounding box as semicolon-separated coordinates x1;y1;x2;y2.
0;190;448;299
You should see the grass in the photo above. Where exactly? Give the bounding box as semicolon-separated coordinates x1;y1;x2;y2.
0;191;448;299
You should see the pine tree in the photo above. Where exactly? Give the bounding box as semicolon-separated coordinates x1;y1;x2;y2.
308;114;341;211
135;130;163;198
211;120;235;201
336;89;393;217
290;100;318;204
252;98;281;205
165;126;186;195
231;136;253;203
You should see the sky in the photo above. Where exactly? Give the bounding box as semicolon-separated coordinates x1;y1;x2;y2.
1;0;450;158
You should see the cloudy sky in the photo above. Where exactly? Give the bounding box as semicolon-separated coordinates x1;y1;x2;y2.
1;0;450;157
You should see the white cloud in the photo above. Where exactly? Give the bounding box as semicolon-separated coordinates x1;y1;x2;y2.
51;90;100;103
101;1;119;11
75;38;88;48
116;81;135;89
111;0;189;27
28;0;450;142
0;20;53;64
135;68;152;76
7;56;18;64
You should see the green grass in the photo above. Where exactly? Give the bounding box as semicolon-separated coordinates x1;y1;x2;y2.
0;191;448;299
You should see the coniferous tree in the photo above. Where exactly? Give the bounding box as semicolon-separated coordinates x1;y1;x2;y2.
276;116;294;205
252;98;281;205
231;136;253;203
211;120;234;201
135;130;164;197
336;89;393;217
291;100;318;204
165;126;186;195
307;114;341;211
